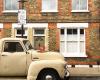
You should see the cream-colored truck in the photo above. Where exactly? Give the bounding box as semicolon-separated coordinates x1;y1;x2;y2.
0;38;69;80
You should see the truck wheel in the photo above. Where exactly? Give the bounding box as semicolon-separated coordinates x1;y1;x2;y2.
37;70;60;80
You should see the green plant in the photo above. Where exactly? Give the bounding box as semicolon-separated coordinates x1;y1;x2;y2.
4;28;11;37
49;28;57;51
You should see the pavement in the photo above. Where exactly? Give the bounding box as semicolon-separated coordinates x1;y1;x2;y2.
0;65;100;80
0;77;26;80
67;65;100;76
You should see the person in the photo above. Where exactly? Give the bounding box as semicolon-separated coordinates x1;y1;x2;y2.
38;43;45;52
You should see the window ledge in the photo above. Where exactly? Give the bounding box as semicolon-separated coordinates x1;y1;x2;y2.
3;10;18;13
16;35;27;36
34;35;45;36
62;53;87;57
41;10;58;13
71;10;90;13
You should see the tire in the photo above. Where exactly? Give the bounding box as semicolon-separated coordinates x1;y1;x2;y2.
64;76;70;80
37;70;60;80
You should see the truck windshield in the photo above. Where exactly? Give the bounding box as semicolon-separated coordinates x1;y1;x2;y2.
23;40;33;50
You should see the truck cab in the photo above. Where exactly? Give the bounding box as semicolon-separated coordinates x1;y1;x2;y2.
0;38;69;80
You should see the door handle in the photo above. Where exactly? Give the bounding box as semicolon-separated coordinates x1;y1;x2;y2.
33;57;39;59
1;54;7;56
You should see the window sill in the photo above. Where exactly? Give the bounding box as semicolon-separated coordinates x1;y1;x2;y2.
3;10;18;13
41;10;58;13
34;35;45;36
71;10;90;13
62;52;87;57
16;35;27;36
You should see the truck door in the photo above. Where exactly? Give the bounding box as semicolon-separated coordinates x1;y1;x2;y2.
0;41;27;76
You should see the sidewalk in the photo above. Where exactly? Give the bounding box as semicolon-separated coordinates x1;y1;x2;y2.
0;77;26;80
67;65;100;76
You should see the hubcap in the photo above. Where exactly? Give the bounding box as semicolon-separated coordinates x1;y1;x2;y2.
45;75;53;80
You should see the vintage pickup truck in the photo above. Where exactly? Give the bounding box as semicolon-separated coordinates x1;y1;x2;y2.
0;38;69;80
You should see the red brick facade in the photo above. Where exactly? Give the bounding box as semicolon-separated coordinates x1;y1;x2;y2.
3;23;12;37
0;0;3;15
48;23;60;51
0;0;100;64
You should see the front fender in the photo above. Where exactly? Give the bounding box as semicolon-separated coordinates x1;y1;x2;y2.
27;60;66;80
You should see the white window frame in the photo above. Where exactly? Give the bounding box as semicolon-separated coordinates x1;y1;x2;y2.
57;23;88;57
34;28;45;37
12;23;48;50
3;0;19;13
0;24;3;28
12;24;28;37
42;0;58;12
33;28;46;49
71;0;89;12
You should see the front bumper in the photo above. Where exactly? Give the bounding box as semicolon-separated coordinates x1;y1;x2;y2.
65;70;70;77
63;70;70;80
64;64;70;79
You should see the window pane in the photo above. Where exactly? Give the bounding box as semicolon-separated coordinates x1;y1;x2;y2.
60;41;65;53
16;29;27;38
80;29;84;41
61;29;64;35
5;0;11;10
16;42;24;52
34;36;45;50
67;29;77;34
72;0;87;10
67;29;77;41
73;29;77;34
67;35;77;41
4;42;23;52
17;29;25;34
60;29;65;45
42;0;57;11
34;29;44;34
67;29;72;34
72;0;79;10
42;0;49;10
12;0;18;10
60;35;65;41
80;41;85;53
80;35;84;41
80;29;84;34
4;0;18;10
67;41;78;53
80;0;87;10
50;0;57;10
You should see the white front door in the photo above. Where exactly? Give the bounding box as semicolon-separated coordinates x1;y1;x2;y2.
60;28;86;57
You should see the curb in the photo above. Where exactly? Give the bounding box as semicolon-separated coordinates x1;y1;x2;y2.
67;65;100;68
67;65;100;76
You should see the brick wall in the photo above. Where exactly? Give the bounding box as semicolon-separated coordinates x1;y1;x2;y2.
3;23;12;37
0;0;99;64
48;23;60;51
26;0;99;23
0;29;3;39
0;0;99;22
0;0;3;15
86;23;100;57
